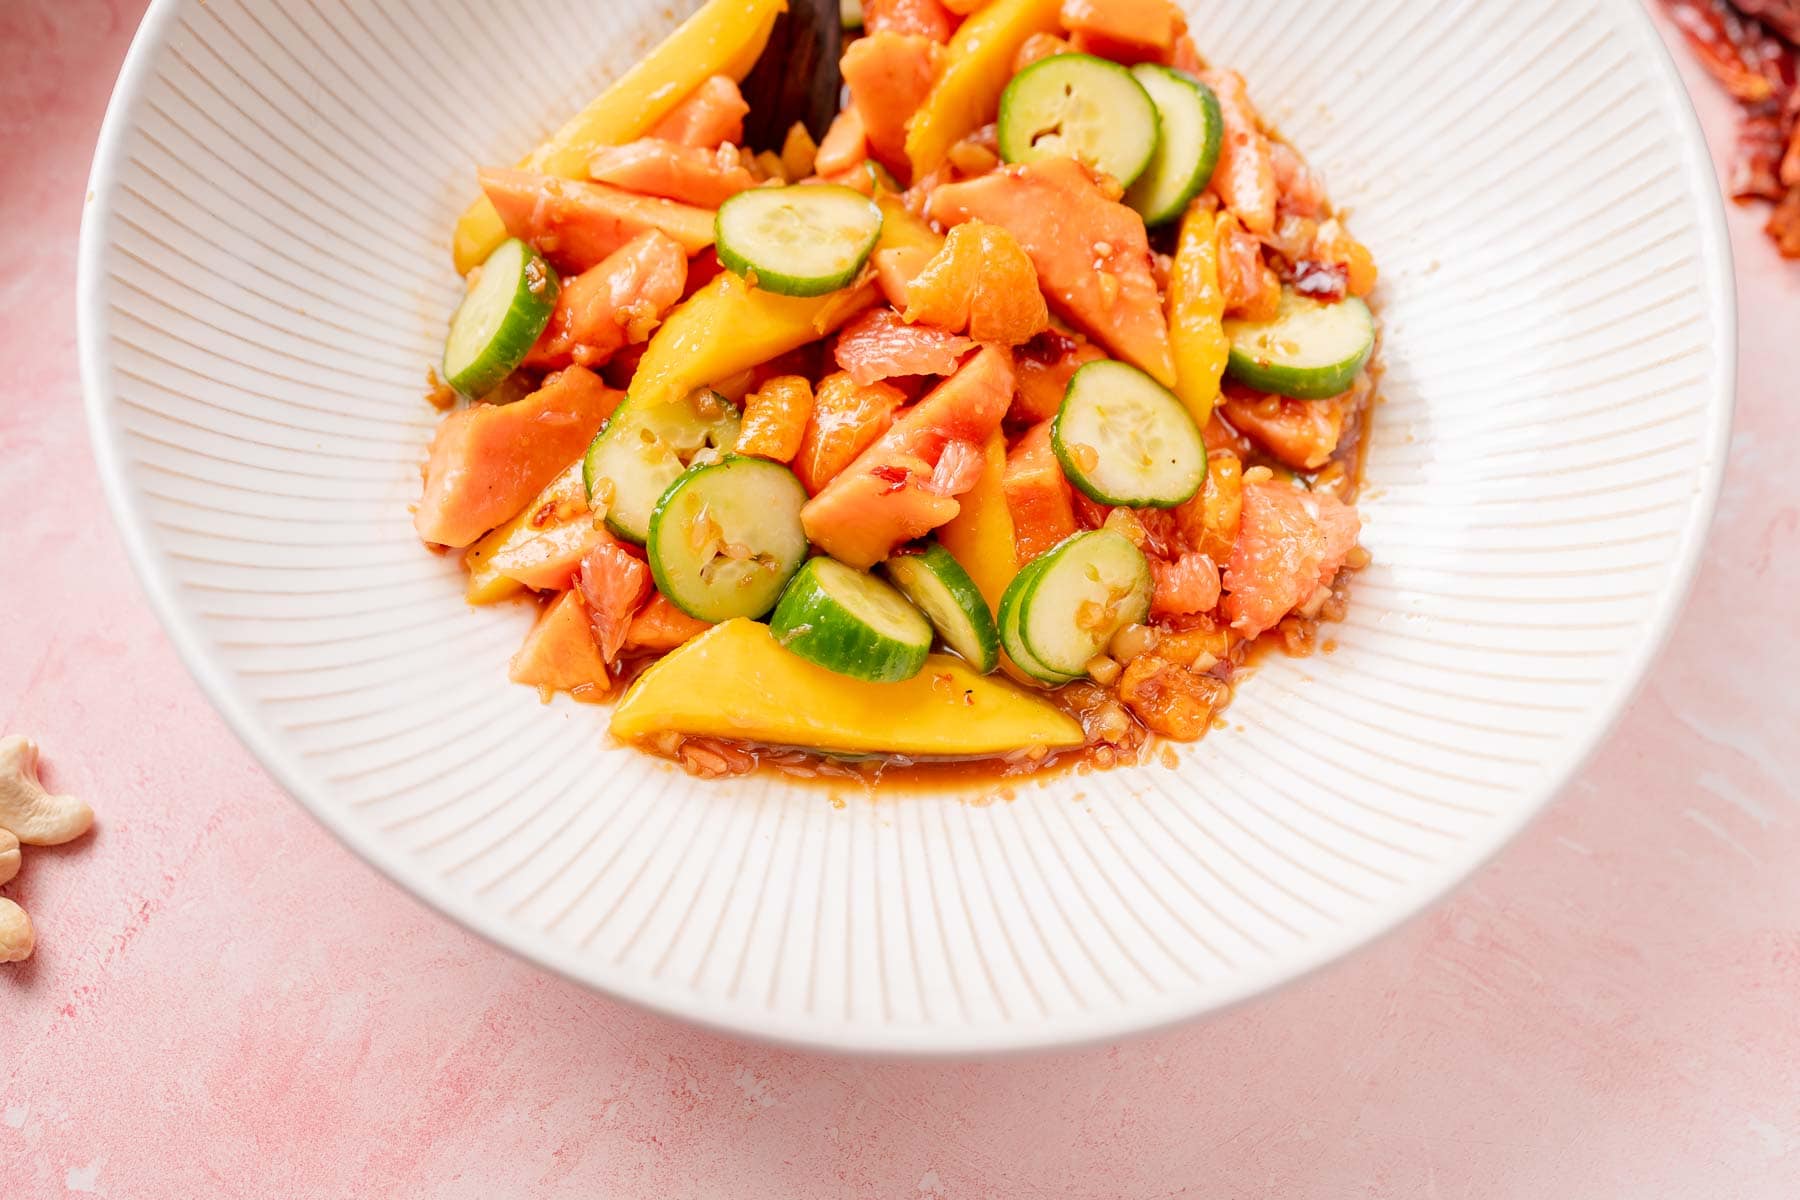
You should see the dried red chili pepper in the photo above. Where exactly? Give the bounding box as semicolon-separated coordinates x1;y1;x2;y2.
1662;0;1800;256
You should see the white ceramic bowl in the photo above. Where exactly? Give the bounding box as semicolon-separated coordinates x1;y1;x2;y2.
80;0;1733;1054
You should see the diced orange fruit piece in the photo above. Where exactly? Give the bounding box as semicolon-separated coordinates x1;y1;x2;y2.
794;371;907;494
927;159;1176;384
801;346;1015;567
904;221;1050;345
737;375;814;463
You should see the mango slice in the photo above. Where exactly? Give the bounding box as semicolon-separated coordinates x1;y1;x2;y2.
629;271;877;409
610;619;1084;756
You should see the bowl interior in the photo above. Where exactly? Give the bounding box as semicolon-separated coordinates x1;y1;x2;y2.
81;0;1732;1053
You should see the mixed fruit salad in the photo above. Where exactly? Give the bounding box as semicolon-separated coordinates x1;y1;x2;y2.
413;0;1379;779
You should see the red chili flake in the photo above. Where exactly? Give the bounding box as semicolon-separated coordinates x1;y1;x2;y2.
871;464;912;494
1015;328;1081;366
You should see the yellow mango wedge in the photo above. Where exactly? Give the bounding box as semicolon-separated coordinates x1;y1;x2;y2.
453;0;787;273
937;430;1017;611
629;271;878;409
904;0;1064;181
1166;203;1231;428
611;619;1085;756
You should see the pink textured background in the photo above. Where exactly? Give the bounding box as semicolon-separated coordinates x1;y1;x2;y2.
4;1;1798;1195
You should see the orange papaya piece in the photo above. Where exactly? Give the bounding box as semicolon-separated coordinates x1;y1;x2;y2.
524;230;688;370
926;159;1175;384
1002;419;1078;563
649;75;751;148
587;138;759;208
841;33;943;178
509;590;612;702
480;167;715;273
624;593;715;654
415;366;619;548
801;346;1014;567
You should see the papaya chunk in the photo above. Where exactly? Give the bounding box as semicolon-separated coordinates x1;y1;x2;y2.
1003;419;1078;563
489;520;604;593
927;159;1176;384
509;591;612;702
801;346;1014;568
416;366;619;548
841;32;944;179
624;593;715;654
650;75;751;148
480;167;715;273
587;139;759;208
525;230;688;370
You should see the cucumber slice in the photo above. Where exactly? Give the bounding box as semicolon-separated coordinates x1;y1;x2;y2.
1016;530;1152;678
997;553;1080;686
1224;290;1376;400
882;543;1001;674
442;238;559;398
715;184;885;297
583;389;742;543
1052;359;1207;508
997;54;1160;189
771;557;934;683
647;456;809;622
1125;66;1223;227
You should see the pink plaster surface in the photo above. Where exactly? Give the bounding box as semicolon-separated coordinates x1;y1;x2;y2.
3;1;1798;1195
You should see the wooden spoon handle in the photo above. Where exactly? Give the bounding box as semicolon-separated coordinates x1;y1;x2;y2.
739;0;844;152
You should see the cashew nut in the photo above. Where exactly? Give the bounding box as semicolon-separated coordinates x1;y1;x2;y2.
0;829;17;887
0;736;93;846
0;898;32;963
